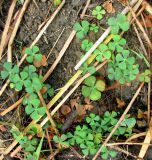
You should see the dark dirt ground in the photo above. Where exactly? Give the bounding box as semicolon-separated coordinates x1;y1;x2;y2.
0;0;152;160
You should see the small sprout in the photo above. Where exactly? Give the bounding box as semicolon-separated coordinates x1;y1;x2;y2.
25;46;42;63
82;76;106;101
108;13;130;34
53;134;69;147
1;62;19;80
108;35;126;52
92;6;106;20
139;69;151;83
23;93;46;120
90;24;99;33
81;39;93;52
80;62;96;75
94;43;112;62
73;20;90;39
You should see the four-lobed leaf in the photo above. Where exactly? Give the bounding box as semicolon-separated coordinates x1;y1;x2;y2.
81;39;93;52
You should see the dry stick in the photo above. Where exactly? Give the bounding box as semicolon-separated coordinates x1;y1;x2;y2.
80;0;91;19
133;23;148;56
109;146;143;160
0;0;65;97
7;0;31;62
138;122;152;159
43;30;76;81
40;61;107;127
106;142;152;146
129;5;152;50
92;82;144;160
0;0;17;60
37;91;58;135
46;128;54;160
31;0;65;46
142;0;152;15
46;27;65;60
74;0;139;70
126;132;147;142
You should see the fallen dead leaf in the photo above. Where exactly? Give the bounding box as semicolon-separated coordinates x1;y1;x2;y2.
40;86;47;94
34;55;48;67
116;98;125;108
137;120;147;128
117;0;128;6
103;1;115;13
0;125;7;132
60;105;71;115
76;105;86;116
84;104;94;111
84;97;91;104
70;99;78;108
137;109;147;119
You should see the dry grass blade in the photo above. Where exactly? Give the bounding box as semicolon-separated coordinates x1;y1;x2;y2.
129;5;152;50
80;0;91;19
126;132;147;142
0;0;17;60
93;82;144;160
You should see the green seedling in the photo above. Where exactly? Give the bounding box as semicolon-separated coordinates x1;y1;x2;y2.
115;50;136;70
139;69;151;83
53;112;136;159
108;35;126;52
94;44;112;62
53;134;69;147
25;46;42;63
92;6;106;20
43;84;54;99
1;62;19;80
81;39;93;52
82;76;106;101
101;146;117;159
90;24;99;33
108;13;130;34
73;21;90;39
80;62;96;75
108;50;139;84
19;136;39;152
23;93;46;120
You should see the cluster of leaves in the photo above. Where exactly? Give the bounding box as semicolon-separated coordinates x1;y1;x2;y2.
11;125;40;160
82;76;106;101
23;93;46;120
73;21;99;39
139;69;151;83
53;112;136;159
108;14;130;34
108;35;139;84
0;46;55;121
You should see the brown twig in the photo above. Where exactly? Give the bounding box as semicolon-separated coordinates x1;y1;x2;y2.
129;5;152;50
109;146;143;160
132;23;148;56
46;27;65;60
80;0;91;19
126;132;147;142
46;128;54;160
7;0;31;62
0;0;17;60
43;30;76;81
37;91;58;135
93;82;144;160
